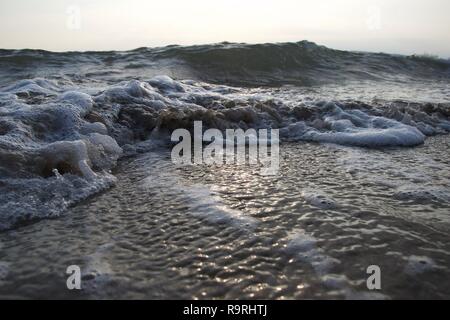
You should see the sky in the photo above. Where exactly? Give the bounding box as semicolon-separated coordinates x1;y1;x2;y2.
1;0;449;57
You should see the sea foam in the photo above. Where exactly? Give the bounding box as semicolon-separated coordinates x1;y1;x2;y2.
0;76;449;229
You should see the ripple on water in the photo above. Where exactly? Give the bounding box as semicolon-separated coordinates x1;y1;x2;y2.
1;137;450;299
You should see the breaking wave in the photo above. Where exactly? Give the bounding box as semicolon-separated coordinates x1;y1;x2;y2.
1;41;449;86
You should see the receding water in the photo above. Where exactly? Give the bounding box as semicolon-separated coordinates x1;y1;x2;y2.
1;135;449;299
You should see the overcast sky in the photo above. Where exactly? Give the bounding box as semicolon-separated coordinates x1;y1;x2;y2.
1;0;449;57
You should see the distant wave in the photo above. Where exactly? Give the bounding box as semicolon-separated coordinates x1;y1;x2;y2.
1;41;449;86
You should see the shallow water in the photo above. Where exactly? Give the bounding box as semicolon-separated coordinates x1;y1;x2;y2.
1;135;449;299
0;42;449;299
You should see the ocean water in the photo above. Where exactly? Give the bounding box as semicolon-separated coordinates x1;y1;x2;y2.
0;42;449;299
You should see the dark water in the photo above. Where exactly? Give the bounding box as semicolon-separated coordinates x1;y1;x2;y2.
1;41;449;87
1;136;450;299
0;41;450;299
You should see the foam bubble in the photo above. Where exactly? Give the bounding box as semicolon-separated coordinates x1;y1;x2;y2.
282;106;427;147
394;185;450;203
0;172;116;231
305;125;425;147
58;91;94;116
404;255;437;276
302;190;337;209
3;78;60;96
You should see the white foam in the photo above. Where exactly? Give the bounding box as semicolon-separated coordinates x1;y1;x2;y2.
302;190;337;209
0;78;128;228
41;140;97;179
306;125;425;147
404;255;438;276
139;159;257;229
2;78;61;96
85;133;123;171
285;231;340;276
80;122;108;135
394;185;450;203
147;75;186;93
174;183;257;229
285;231;390;299
0;172;116;231
282;114;426;147
58;91;94;116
